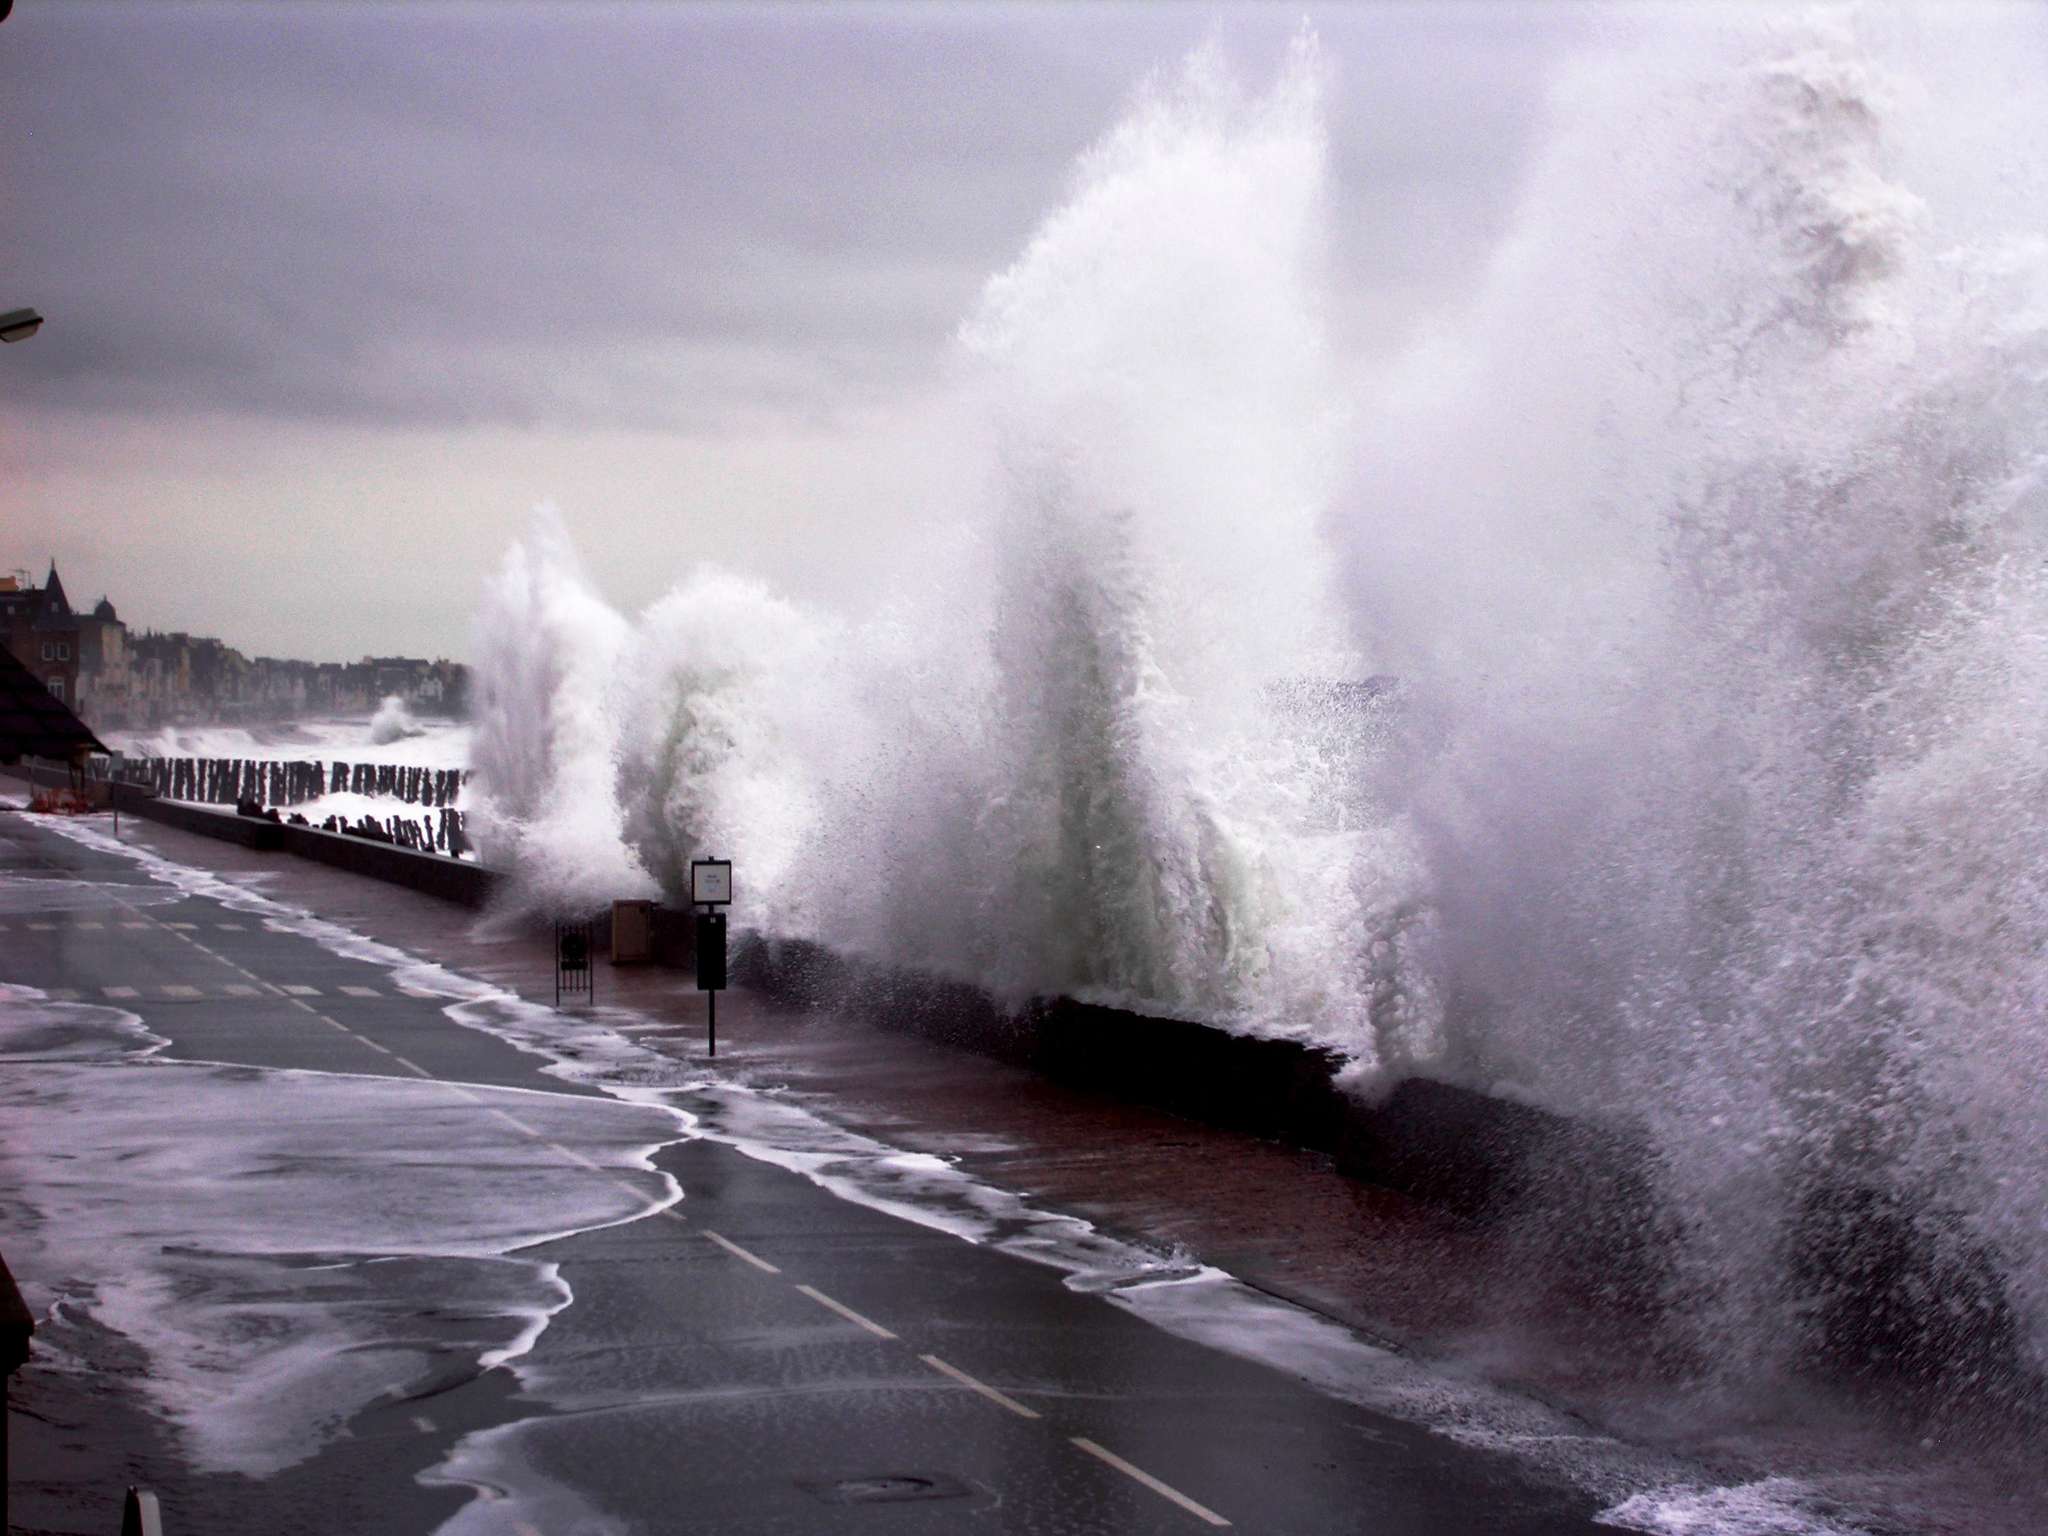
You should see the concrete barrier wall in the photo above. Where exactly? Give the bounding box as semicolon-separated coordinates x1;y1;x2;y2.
112;787;288;848
728;931;1652;1225
275;822;502;908
89;779;502;905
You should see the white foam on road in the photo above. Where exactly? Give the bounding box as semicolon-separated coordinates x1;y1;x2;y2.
0;979;689;1482
0;982;167;1062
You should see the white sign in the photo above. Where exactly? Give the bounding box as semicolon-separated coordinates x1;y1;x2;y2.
690;859;733;906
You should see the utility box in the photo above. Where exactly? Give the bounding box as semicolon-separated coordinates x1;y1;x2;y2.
612;899;654;964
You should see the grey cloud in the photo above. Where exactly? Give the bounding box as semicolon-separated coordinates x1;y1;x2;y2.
3;3;1577;432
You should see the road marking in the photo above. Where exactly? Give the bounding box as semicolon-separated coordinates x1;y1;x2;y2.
75;921;104;930
488;1108;541;1137
163;922;197;930
102;986;139;999
702;1231;779;1273
793;1284;897;1340
215;923;246;931
390;1055;432;1077
221;984;261;997
27;922;55;931
1070;1439;1230;1527
160;984;202;999
121;921;149;929
918;1353;1041;1419
280;984;321;996
541;1139;604;1171
339;985;381;997
46;988;81;1001
411;1414;436;1434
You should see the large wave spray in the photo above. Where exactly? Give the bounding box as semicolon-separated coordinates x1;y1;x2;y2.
816;36;1429;1057
1341;10;2048;1391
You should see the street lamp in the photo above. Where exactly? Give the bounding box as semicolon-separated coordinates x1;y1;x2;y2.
0;308;42;344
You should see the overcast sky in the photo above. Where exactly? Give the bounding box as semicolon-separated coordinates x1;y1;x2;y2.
0;2;1582;662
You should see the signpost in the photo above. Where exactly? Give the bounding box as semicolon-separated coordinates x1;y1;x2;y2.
556;919;593;1010
691;858;731;1056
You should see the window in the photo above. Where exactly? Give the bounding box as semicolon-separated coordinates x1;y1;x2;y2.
47;677;64;702
57;642;70;660
41;641;53;660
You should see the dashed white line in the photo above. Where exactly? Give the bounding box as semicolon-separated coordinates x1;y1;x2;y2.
793;1284;897;1340
390;1055;432;1077
541;1139;604;1171
75;921;104;930
919;1353;1041;1419
280;984;321;997
488;1108;542;1138
102;986;139;999
1070;1438;1231;1527
702;1231;779;1274
163;922;197;930
411;1414;437;1434
338;985;381;997
221;984;260;997
27;922;55;931
214;923;246;931
46;988;81;1002
159;985;202;999
120;921;149;930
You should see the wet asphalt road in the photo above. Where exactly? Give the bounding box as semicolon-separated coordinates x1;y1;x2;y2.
0;808;1616;1535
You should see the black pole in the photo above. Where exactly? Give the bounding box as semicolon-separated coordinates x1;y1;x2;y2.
708;988;716;1058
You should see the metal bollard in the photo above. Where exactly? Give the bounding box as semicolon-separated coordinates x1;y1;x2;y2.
121;1485;163;1536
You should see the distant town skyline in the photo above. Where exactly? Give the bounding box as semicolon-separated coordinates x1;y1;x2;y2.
1;2;1577;661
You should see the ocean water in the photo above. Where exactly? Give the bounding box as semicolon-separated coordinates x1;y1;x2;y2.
106;710;472;771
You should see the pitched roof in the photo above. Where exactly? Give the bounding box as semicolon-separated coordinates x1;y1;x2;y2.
0;644;107;764
43;561;70;616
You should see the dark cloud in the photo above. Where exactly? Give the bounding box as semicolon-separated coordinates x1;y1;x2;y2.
2;2;1577;432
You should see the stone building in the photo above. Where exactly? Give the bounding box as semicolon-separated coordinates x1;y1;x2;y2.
75;596;134;723
0;564;82;710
